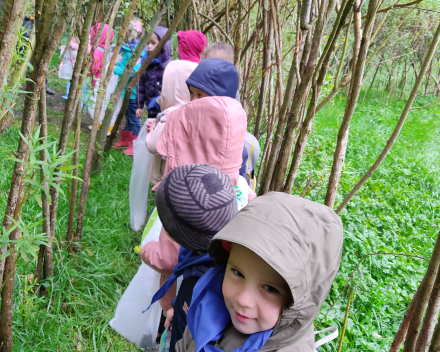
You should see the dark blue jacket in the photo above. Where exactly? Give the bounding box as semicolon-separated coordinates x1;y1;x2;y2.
185;58;238;99
137;26;172;114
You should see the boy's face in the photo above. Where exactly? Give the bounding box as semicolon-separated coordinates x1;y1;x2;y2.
147;33;160;54
189;86;210;101
222;244;291;334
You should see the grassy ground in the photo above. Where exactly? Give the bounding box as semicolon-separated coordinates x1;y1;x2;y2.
1;82;440;350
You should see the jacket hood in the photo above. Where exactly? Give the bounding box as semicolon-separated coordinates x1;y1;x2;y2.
155;26;172;63
208;192;343;351
156;97;247;186
157;60;198;114
186;58;239;99
177;30;207;63
91;23;114;48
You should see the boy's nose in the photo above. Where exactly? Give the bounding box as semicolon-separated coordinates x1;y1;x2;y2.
236;288;256;309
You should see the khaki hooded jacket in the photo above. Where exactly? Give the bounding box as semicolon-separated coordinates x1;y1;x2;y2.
175;192;343;352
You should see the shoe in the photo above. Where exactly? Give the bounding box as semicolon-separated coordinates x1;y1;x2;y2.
88;124;102;130
133;245;141;254
113;130;132;148
46;86;55;96
107;125;114;136
122;135;137;156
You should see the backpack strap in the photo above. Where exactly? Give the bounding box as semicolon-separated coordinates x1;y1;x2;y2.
314;327;338;350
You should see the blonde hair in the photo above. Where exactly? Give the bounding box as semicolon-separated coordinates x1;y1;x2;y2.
128;17;143;40
204;42;234;62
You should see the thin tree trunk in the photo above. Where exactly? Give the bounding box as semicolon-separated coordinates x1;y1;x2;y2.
336;20;440;214
75;0;137;239
80;0;193;240
389;283;422;352
0;2;74;347
253;9;273;139
46;0;97;247
38;80;53;279
67;99;82;244
100;0;174;156
283;1;352;193
271;0;337;192
324;0;378;209
0;0;27;83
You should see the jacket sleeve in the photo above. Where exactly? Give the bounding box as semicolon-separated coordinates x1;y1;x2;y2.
174;326;196;352
140;226;180;275
137;72;147;109
146;121;165;154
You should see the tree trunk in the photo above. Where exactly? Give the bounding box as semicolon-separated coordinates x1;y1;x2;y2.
324;0;378;209
67;99;82;244
253;9;273;139
38;80;54;279
335;20;440;214
270;0;337;193
100;0;174;156
80;0;193;240
0;2;74;347
0;0;27;83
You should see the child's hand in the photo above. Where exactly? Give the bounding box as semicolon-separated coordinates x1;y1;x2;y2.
164;308;174;328
136;108;143;119
145;119;155;132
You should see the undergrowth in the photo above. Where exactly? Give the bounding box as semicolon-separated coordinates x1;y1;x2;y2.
0;89;439;350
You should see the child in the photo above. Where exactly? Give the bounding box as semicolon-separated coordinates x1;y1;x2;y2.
186;58;261;189
175;192;343;352
203;41;234;62
176;30;207;63
89;23;115;88
145;60;198;184
111;17;144;155
149;164;239;352
140;95;248;313
136;26;173;121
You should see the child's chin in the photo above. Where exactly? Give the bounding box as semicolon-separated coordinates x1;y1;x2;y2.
231;320;260;335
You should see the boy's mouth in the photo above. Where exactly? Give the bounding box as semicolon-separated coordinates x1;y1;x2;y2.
235;311;254;323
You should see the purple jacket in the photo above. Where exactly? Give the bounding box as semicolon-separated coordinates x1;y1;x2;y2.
137;26;172;115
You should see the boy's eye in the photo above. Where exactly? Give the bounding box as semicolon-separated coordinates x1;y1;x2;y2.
232;269;244;278
263;285;279;294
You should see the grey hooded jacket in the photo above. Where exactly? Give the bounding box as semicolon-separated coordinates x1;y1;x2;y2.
175;192;343;352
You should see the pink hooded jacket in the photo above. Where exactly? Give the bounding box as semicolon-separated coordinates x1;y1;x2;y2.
90;23;114;87
177;30;207;63
140;97;252;312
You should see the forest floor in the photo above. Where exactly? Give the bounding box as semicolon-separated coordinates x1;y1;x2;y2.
1;81;440;350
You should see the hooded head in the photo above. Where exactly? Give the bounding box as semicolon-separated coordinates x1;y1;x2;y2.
186;58;238;99
157;60;198;114
207;193;343;350
156;97;247;187
91;23;114;48
177;30;207;63
155;164;237;252
141;26;173;68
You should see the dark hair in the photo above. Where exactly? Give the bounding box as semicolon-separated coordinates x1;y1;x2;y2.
204;42;234;62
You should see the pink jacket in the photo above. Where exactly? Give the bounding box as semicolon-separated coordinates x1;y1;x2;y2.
177;31;207;63
90;23;114;87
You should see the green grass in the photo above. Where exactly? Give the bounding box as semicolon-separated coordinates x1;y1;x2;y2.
1;88;440;351
1;117;147;350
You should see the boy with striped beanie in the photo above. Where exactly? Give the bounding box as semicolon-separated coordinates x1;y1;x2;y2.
145;164;238;352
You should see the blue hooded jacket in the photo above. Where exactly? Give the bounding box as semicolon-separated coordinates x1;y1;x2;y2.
186;58;238;99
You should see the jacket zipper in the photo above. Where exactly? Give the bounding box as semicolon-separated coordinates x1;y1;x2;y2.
215;327;237;349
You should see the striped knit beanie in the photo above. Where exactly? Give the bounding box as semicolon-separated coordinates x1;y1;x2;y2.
155;164;238;252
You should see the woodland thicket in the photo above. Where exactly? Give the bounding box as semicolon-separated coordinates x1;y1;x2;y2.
1;0;440;350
